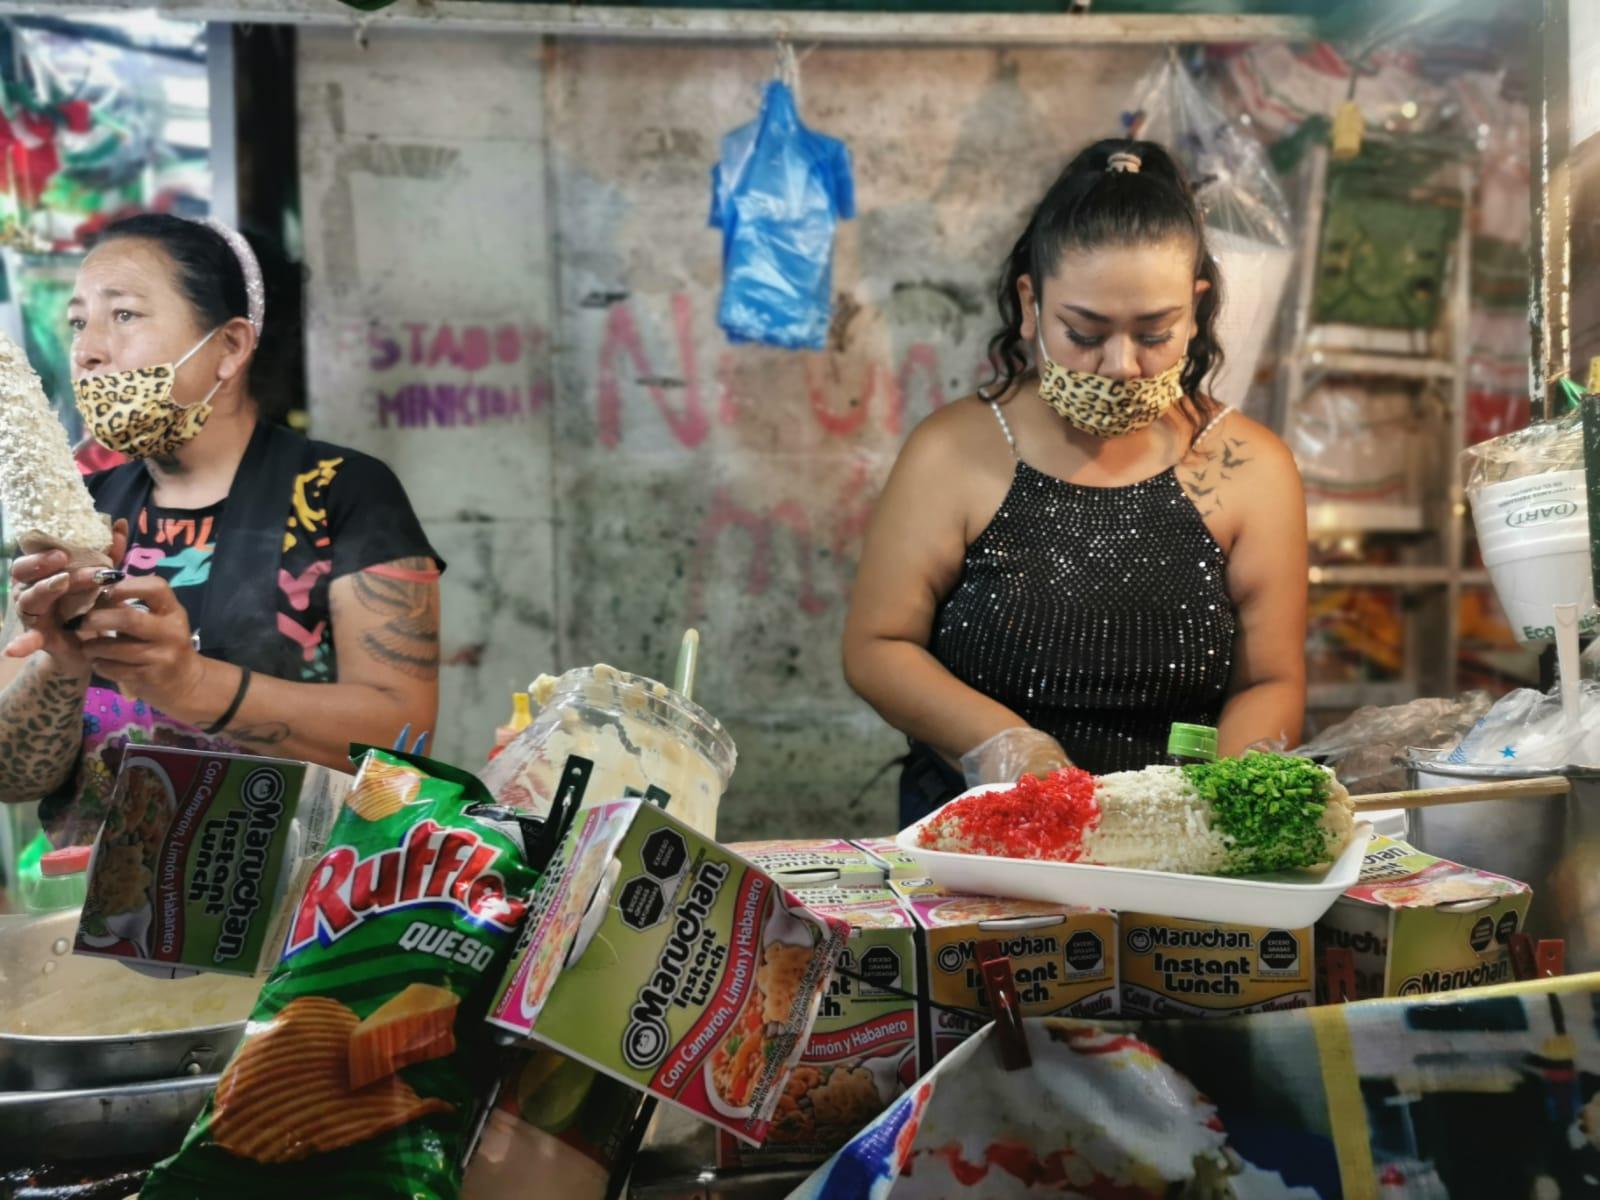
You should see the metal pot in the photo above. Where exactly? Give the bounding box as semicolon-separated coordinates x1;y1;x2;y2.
1403;750;1600;971
0;1073;216;1169
0;909;255;1090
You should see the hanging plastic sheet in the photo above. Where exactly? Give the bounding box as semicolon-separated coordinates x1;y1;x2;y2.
710;79;854;352
1123;55;1294;409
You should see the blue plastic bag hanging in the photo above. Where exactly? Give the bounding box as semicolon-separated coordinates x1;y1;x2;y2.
710;77;855;351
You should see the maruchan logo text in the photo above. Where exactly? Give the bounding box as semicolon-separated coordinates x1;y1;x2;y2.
1397;961;1512;995
1126;926;1252;955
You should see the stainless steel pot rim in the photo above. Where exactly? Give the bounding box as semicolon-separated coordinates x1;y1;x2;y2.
0;1072;221;1103
0;1020;245;1047
1398;752;1600;782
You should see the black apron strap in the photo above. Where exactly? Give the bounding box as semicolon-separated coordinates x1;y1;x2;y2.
196;421;307;676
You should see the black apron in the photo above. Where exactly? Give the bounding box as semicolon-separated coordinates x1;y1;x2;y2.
92;421;310;681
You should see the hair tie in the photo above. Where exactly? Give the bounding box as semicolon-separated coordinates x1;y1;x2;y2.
1106;151;1142;174
199;217;265;335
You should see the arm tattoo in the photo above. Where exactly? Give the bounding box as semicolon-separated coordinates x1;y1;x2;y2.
0;656;87;801
351;557;440;681
228;721;291;748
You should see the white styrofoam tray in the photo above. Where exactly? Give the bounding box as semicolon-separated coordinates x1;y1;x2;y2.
895;784;1375;927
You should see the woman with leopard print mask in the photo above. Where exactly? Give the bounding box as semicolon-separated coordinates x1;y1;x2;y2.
0;214;443;848
842;139;1309;826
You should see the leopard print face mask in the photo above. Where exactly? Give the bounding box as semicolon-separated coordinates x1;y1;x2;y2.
1035;309;1187;438
73;329;221;459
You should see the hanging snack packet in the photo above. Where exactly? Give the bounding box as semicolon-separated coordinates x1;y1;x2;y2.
141;748;577;1200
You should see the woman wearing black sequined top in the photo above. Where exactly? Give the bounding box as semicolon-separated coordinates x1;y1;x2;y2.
843;139;1308;826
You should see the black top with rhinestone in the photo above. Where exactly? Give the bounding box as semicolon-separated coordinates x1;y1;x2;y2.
929;459;1237;775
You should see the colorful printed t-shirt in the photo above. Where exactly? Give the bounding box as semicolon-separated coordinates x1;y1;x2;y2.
39;440;440;847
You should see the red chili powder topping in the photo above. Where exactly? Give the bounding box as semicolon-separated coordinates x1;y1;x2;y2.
920;768;1099;861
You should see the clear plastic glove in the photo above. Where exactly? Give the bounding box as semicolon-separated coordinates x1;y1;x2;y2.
960;727;1072;788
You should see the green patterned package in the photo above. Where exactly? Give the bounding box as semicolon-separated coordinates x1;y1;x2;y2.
141;749;567;1200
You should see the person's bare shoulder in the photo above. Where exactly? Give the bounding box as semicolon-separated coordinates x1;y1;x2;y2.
897;394;1014;479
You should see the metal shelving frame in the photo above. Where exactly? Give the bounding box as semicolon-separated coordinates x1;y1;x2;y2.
1277;140;1476;710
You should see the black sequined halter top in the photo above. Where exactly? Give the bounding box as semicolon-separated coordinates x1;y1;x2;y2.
929;401;1237;775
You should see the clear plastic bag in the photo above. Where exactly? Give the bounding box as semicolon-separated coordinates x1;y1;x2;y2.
1462;407;1586;493
709;80;855;352
1124;53;1291;249
1124;54;1294;408
1445;683;1600;770
1290;382;1418;506
1295;692;1494;794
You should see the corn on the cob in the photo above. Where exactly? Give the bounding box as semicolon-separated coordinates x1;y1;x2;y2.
0;330;109;554
918;753;1354;876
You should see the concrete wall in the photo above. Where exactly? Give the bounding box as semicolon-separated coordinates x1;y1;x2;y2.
298;31;1161;839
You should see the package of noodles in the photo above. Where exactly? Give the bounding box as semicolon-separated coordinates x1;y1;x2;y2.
487;798;849;1145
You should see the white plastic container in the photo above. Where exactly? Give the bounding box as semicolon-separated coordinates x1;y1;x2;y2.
896;785;1373;928
1469;469;1598;644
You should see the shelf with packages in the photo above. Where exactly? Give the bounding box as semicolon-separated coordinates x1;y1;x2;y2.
1299;349;1459;384
1305;503;1428;535
1305;680;1414;710
1310;564;1448;588
1277;138;1477;711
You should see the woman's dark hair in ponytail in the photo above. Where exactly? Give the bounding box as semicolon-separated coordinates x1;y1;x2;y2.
91;213;303;425
980;138;1223;435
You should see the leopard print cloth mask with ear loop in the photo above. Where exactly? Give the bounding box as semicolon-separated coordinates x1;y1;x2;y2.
74;329;221;459
1034;311;1187;438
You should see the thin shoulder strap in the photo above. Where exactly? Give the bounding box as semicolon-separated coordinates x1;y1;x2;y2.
1193;404;1233;448
988;401;1019;459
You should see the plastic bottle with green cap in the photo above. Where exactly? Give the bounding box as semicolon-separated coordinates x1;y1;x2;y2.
1168;723;1219;767
18;832;89;913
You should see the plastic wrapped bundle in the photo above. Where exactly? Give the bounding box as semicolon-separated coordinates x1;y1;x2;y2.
0;331;109;557
918;754;1354;876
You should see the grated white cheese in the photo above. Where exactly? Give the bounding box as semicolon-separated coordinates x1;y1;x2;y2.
1084;767;1233;874
0;331;108;552
925;765;1356;875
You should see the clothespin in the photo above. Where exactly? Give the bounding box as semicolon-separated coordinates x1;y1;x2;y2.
1321;946;1357;1005
976;938;1030;1071
1331;100;1363;160
775;40;800;91
1537;940;1566;979
1508;933;1538;981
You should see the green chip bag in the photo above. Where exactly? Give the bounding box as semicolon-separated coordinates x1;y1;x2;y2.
141;749;572;1200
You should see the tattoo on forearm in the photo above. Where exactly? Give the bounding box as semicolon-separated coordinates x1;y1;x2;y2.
352;558;440;681
229;721;291;748
0;657;87;800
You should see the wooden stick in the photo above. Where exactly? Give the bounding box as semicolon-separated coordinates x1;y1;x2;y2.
1351;776;1572;811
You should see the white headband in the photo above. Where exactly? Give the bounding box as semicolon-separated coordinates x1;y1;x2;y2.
200;217;265;335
